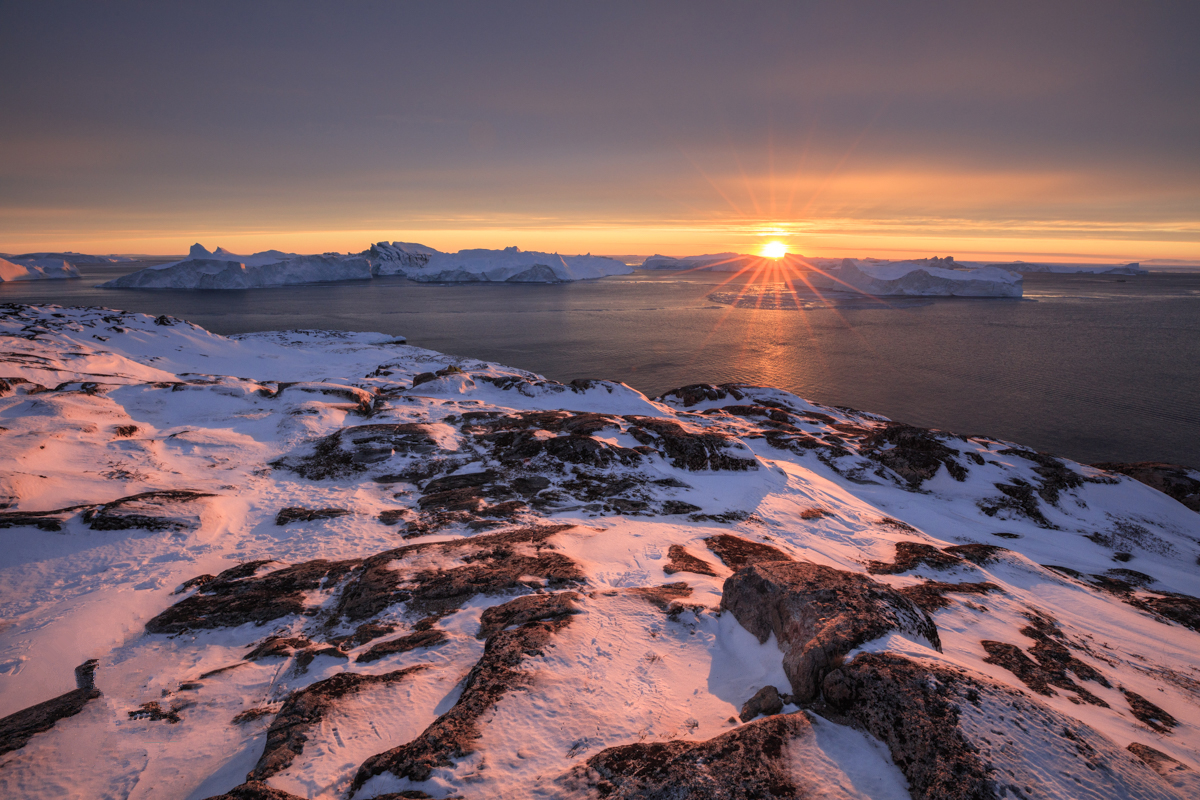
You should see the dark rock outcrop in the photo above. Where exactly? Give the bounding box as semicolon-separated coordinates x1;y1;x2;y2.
0;660;101;757
981;611;1111;706
663;544;718;576
900;580;1002;612
202;780;308;800
738;685;784;722
333;525;582;621
355;630;449;663
867;541;964;574
624;416;757;471
721;561;940;702
704;534;792;571
860;423;969;487
826;652;1179;800
274;507;351;525
1094;462;1200;512
352;616;574;790
476;592;582;639
146;558;360;634
559;713;810;799
248;666;428;780
83;490;216;532
273;423;445;481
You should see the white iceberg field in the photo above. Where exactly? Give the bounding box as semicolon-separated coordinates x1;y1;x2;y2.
0;257;81;282
807;258;1024;297
99;242;632;289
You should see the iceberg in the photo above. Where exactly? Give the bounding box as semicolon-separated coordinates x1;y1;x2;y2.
0;257;81;282
988;261;1148;275
99;242;632;289
98;249;373;289
642;252;753;271
2;251;138;265
806;258;1023;297
371;243;633;283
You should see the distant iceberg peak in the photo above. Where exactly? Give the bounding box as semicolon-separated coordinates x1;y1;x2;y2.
188;243;212;258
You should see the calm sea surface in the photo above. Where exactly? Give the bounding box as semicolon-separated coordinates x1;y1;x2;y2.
4;267;1198;467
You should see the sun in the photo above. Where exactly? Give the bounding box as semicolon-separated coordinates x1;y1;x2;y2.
761;240;788;259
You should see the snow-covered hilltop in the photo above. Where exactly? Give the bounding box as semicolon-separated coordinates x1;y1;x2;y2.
99;242;632;289
1;304;1198;800
0;257;81;282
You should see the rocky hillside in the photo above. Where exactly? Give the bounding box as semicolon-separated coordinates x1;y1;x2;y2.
0;303;1197;799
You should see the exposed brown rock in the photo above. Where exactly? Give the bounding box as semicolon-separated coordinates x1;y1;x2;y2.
1138;591;1200;632
146;558;360;634
274;506;351;525
624;416;756;471
129;701;184;723
355;630;449;663
0;661;101;757
703;533;792;571
333;525;582;621
722;561;940;702
738;685;784;722
272;423;445;480
477;592;582;639
654;383;748;407
330;621;396;650
201;780;308;800
231;706;277;725
867;541;963;574
942;543;1006;565
1127;742;1194;783
243;636;312;661
861;423;969;487
422;470;497;493
559;713;809;799
981;611;1110;706
823;654;994;799
1093;461;1200;512
900;580;1003;612
1123;688;1177;733
626;582;695;613
352;617;574;790
997;448;1084;504
663;544;717;576
83;490;216;532
249;665;428;780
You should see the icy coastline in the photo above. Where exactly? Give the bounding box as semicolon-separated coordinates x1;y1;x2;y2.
99;242;632;289
0;303;1197;799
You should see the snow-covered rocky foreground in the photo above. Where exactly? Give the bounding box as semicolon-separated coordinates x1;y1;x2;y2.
99;243;631;289
1;304;1198;800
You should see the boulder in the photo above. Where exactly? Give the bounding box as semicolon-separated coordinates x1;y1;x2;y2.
721;561;940;702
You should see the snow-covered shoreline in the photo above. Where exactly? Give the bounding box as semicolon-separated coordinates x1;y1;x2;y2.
0;303;1197;799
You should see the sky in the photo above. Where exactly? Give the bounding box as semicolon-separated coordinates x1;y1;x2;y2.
2;1;1198;262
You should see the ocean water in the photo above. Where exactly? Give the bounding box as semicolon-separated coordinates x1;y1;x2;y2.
4;267;1198;467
